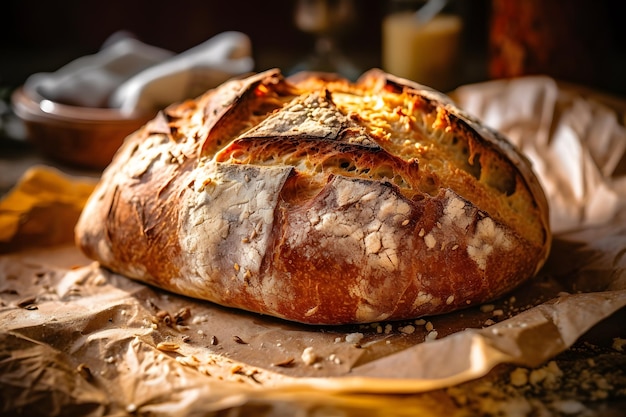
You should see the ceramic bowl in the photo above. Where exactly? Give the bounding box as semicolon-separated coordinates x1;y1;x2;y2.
11;86;152;170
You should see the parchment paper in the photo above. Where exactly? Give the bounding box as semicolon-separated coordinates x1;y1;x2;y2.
1;76;625;416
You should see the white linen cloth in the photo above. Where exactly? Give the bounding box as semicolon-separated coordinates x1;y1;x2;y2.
24;31;254;115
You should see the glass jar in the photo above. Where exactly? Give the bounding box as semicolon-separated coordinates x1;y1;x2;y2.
382;0;463;91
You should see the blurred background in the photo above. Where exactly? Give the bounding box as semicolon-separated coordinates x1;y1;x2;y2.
1;0;625;180
1;0;625;94
0;0;478;89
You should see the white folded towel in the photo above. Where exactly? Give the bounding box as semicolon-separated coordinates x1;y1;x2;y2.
109;31;254;115
24;31;255;115
25;32;174;108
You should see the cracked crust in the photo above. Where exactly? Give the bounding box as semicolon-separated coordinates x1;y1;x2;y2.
75;68;551;324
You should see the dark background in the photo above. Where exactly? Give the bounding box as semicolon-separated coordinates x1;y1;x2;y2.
2;0;386;88
0;0;625;96
0;0;489;91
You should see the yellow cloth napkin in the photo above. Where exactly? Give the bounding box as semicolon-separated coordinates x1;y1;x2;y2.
0;166;96;252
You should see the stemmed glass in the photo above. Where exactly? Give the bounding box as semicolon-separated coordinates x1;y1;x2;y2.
290;0;361;80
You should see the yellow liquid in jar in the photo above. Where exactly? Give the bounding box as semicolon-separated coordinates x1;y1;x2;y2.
382;12;462;91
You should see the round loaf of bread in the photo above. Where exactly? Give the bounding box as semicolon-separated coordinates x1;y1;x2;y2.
75;68;551;325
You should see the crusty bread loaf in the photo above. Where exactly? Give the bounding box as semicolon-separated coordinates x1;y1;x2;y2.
75;68;551;325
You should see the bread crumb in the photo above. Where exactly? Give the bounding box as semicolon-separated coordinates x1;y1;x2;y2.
345;332;364;344
529;361;562;388
177;356;200;367
328;354;342;365
447;341;625;416
509;368;528;387
399;325;415;334
191;314;209;324
156;342;180;352
612;337;626;352
426;330;438;340
425;321;434;331
480;304;495;313
301;347;318;365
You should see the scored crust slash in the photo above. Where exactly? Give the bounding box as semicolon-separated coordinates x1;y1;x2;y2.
75;68;551;325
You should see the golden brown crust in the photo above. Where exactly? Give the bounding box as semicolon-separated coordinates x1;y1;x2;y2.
75;68;551;324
